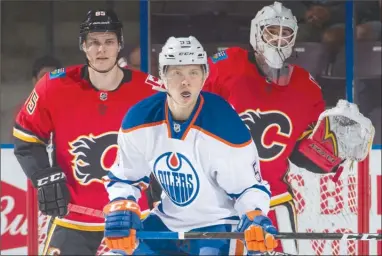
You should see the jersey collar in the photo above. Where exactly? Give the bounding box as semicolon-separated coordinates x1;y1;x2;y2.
165;95;204;140
80;65;132;92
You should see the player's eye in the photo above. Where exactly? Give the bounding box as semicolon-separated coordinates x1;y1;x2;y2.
190;70;201;76
105;40;116;45
88;40;101;47
167;70;182;78
282;29;293;37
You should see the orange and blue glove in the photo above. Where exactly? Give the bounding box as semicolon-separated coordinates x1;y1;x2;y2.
103;196;143;255
237;208;278;255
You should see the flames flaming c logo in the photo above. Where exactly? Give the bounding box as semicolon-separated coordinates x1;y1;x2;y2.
69;132;118;185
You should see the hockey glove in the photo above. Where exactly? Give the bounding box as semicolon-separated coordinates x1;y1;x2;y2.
299;99;374;173
31;166;70;217
103;197;143;255
237;209;278;254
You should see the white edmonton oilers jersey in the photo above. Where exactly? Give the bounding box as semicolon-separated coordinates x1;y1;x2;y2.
105;92;271;231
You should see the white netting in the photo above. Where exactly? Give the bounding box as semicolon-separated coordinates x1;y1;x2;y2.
286;163;358;255
36;165;359;256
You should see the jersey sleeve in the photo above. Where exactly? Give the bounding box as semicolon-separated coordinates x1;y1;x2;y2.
13;74;54;180
14;75;53;144
289;74;327;173
216;141;271;216
104;115;152;202
302;74;326;132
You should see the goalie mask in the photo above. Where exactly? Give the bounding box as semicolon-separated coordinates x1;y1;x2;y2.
157;36;209;91
250;1;298;69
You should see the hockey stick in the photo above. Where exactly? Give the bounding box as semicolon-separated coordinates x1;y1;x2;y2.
68;203;104;218
135;231;382;241
67;203;382;241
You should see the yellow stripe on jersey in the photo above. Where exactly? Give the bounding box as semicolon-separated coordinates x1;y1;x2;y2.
53;218;105;232
270;193;293;207
53;210;151;231
13;127;45;144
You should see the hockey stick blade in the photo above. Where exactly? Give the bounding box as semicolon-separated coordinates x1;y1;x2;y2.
67;204;381;241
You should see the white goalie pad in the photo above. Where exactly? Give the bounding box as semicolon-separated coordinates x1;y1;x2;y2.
312;99;375;162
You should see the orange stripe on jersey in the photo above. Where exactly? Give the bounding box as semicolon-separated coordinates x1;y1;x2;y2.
181;95;205;140
122;120;166;134
192;126;252;148
13;128;45;144
164;103;172;138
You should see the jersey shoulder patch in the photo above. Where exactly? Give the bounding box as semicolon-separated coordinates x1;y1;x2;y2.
49;68;66;80
210;50;228;64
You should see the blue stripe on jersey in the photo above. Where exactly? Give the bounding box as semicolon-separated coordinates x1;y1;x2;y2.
227;184;271;199
107;172;150;191
194;92;252;145
121;92;166;131
157;202;165;214
221;216;240;221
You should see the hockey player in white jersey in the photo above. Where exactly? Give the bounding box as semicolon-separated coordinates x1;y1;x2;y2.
102;36;278;255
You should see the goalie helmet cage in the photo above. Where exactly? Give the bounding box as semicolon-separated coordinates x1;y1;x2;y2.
26;159;371;256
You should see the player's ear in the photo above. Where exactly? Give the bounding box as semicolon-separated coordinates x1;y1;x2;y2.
118;44;121;52
81;42;88;53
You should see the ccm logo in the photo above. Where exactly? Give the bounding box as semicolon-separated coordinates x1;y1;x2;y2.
37;172;66;186
179;52;194;56
109;200;140;212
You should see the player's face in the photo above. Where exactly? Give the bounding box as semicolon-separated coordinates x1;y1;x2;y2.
165;65;205;107
83;32;120;71
262;25;294;48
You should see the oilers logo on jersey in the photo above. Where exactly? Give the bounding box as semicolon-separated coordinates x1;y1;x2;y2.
153;152;200;207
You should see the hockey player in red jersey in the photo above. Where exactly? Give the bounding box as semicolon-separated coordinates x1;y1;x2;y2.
203;1;374;254
13;9;158;255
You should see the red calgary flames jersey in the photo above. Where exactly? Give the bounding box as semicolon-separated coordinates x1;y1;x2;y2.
14;65;158;226
204;47;325;205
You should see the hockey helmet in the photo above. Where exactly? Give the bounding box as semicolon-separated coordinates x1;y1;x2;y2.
79;9;124;50
159;36;209;80
250;2;298;69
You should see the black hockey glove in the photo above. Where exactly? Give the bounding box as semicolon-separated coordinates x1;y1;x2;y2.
31;166;71;217
147;173;162;209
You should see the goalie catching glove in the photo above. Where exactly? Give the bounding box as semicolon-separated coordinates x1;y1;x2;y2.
31;166;70;217
299;99;375;173
103;197;143;255
237;209;278;254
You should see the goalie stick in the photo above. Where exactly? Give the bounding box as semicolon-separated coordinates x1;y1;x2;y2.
67;203;381;241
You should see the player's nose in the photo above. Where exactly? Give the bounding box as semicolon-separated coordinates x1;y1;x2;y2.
98;44;106;52
181;78;190;86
